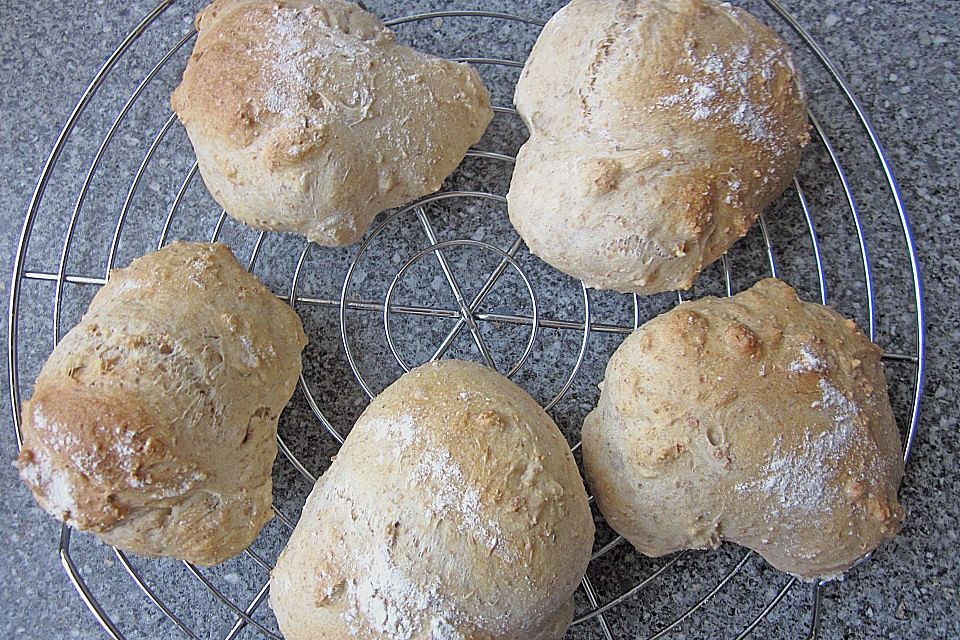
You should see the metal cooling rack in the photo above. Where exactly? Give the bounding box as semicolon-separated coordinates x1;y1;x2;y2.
8;1;925;639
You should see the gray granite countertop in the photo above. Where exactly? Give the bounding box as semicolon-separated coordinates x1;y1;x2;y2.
1;1;957;638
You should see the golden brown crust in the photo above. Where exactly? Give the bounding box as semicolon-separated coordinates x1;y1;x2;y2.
172;0;493;246
17;242;307;565
507;0;809;294
18;387;163;533
270;360;593;639
173;0;392;145
583;279;904;580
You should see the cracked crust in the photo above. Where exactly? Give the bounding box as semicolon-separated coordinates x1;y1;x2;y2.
17;242;307;565
507;0;809;294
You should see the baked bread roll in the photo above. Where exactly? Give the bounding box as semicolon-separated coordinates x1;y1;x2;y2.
16;242;307;565
507;0;809;294
583;279;904;580
172;0;493;246
271;360;593;639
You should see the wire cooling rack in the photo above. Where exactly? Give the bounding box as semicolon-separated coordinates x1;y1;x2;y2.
8;1;925;639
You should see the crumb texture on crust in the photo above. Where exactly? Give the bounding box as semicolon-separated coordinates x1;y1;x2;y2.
17;242;307;565
171;0;492;246
507;0;809;294
583;278;904;581
270;360;593;640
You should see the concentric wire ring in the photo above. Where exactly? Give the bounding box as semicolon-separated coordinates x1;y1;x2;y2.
6;2;924;639
382;238;541;377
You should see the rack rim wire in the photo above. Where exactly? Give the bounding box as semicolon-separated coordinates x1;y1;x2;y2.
7;1;926;639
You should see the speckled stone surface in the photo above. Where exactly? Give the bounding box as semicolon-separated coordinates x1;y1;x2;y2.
1;1;957;639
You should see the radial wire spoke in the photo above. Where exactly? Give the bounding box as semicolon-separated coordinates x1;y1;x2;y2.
431;236;524;362
757;213;779;278
15;268;923;366
247;231;266;272
210;209;228;242
415;207;497;368
572;553;688;624
450;56;524;68
222;580;272;640
244;548;274;573
183;564;281;640
272;504;297;531
115;548;200;640
16;268;925;366
581;575;615;640
733;578;797;640
805;582;823;640
646;551;754;640
591;535;624;562
465;149;517;164
722;254;734;297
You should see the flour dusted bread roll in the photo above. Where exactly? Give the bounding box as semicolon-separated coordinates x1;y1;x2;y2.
16;242;307;565
171;0;493;246
508;0;809;294
583;279;904;580
271;360;593;639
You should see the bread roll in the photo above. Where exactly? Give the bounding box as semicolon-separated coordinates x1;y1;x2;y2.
271;360;593;639
583;279;904;580
172;0;493;246
16;242;307;565
507;0;809;294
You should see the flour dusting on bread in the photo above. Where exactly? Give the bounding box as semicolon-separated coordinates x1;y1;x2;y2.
345;543;462;640
417;448;503;552
738;345;877;517
507;0;809;294
272;360;591;639
19;448;77;520
656;42;797;157
788;343;827;373
16;242;307;565
376;412;505;551
584;279;904;580
172;0;492;246
261;5;377;119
